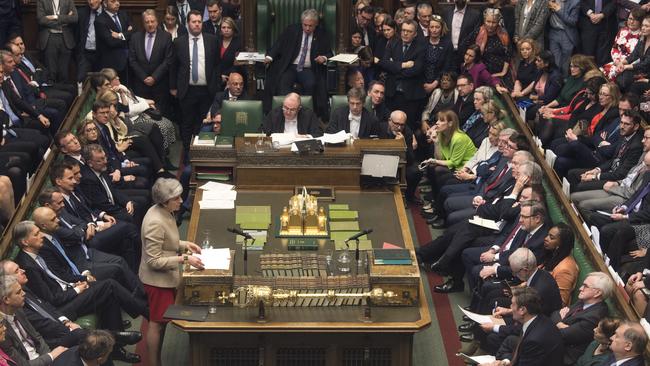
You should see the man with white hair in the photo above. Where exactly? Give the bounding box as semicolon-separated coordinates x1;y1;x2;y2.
261;93;322;137
264;9;332;117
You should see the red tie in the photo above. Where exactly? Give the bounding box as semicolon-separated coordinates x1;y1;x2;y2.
485;166;509;193
499;223;521;253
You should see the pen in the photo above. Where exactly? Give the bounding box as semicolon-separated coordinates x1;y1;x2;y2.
493;301;498;314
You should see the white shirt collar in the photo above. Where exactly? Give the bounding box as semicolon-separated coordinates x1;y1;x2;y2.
521;315;537;336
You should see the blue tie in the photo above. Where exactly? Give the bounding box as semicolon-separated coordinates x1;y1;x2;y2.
49;236;81;276
594;0;602;13
462;112;481;132
192;37;199;83
296;33;309;72
35;255;72;288
0;89;20;125
112;14;122;32
58;216;90;260
626;182;650;214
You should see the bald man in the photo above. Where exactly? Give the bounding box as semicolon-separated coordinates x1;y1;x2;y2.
202;72;249;134
380;110;419;204
262;93;322;137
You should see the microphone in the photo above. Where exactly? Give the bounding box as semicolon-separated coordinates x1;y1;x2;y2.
227;227;253;240
345;229;373;242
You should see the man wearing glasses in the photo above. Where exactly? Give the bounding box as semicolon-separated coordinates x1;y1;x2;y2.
378;19;425;133
261;93;322;137
354;5;377;48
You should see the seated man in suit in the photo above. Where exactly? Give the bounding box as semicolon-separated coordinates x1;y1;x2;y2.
572;136;650;212
2;260;141;361
550;272;612;365
262;93;322;137
264;9;332;118
462;200;550;291
53;330;115;366
567;110;644;193
0;275;68;365
487;287;565;366
606;321;648;366
327;87;379;138
48;160;142;273
12;221;148;341
78;144;149;224
202;72;247;133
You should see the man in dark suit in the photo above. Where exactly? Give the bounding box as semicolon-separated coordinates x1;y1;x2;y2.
579;0;615;65
352;5;377;49
203;72;247;134
128;10;174;113
568;111;644;192
36;0;77;83
202;0;222;34
378;19;425;132
78;144;148;224
264;9;332;118
262;93;322;137
0;275;68;365
74;0;102;83
53;330;115;366
94;0;132;83
174;0;202;32
366;81;390;124
327;87;379;138
462;200;550;290
605;321;648;366
442;0;480;65
415;2;432;40
454;73;476;124
492;288;564;366
551;272;611;364
171;9;219;151
48;158;142;273
12;221;148;336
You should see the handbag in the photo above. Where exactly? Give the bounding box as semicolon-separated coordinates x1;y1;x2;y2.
143;108;162;121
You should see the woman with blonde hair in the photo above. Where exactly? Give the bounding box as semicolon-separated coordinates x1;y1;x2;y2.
423;15;453;94
496;38;539;99
216;17;244;88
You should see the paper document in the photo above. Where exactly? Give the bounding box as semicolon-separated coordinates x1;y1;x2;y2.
235;52;266;62
545;149;557;168
361;154;400;178
199;199;235;209
271;133;313;147
329;53;359;64
199;181;234;191
590;226;603;255
457;353;496;365
202;190;237;201
596;210;612;217
319;130;350;144
640;319;650;338
196;248;231;270
458;306;505;325
469;216;505;231
562;177;571;198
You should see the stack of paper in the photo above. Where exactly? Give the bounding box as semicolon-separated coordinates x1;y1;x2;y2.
271;133;313;147
318;131;350;144
235;52;266;62
196;248;231;270
199;182;236;210
329;53;359;64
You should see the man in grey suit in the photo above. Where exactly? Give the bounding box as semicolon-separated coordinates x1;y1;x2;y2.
0;275;67;365
548;0;580;75
36;0;78;83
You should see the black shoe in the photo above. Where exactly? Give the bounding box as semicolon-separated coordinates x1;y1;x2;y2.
433;279;464;293
112;347;141;363
462;315;471;322
430;218;446;229
122;320;131;329
425;214;440;223
429;257;448;274
460;333;474;343
463;305;471;311
458;322;475;333
113;331;142;345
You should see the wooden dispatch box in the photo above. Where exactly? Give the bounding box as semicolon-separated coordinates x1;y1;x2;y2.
368;250;420;306
182;250;235;306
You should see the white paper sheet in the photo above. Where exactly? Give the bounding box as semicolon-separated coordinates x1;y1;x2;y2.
361;154;400;178
329;53;359;64
545;149;557;168
235;52;266;62
562;177;571;198
458;306;505;325
196;248;231;270
590;226;603;255
202;190;237;201
199;199;235;209
469;216;505;231
199;181;234;191
319;131;350;144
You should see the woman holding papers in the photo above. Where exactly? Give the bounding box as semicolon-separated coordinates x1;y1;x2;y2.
139;178;204;366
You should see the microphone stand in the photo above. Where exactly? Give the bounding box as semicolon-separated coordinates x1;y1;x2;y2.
243;237;254;276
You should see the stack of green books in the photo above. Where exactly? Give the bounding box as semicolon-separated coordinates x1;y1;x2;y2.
328;204;371;249
373;249;412;265
235;206;272;230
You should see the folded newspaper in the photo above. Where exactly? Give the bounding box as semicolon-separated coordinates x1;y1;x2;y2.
329;53;359;64
468;216;505;231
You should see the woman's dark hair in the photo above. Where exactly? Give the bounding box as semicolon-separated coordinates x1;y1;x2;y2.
382;18;397;33
89;74;107;91
586;76;607;95
537;50;557;72
466;44;482;63
350;27;364;38
631;7;646;22
599;317;622;339
543;222;575;270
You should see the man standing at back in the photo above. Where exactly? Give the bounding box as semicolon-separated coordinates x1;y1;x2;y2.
170;10;219;153
264;9;332;118
94;0;132;83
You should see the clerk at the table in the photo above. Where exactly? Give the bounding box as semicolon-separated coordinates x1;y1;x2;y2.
262;93;322;137
326;87;380;138
139;178;203;366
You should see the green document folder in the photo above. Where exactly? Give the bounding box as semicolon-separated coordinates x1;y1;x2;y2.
328;204;349;210
329;210;359;220
329;221;360;231
334;240;372;250
330;231;367;241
